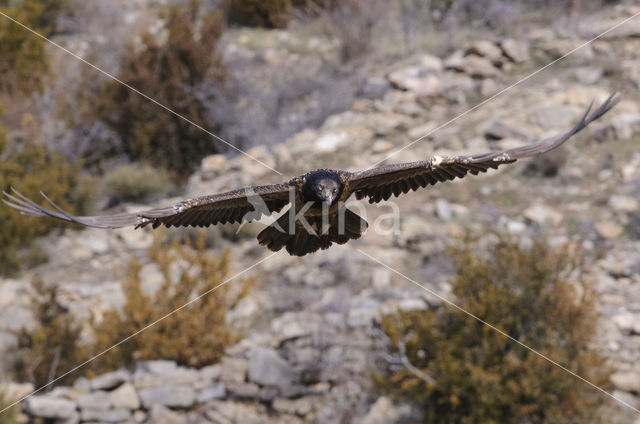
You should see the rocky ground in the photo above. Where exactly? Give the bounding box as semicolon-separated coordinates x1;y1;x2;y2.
2;2;640;423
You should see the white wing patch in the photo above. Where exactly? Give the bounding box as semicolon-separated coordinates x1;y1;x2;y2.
430;155;443;167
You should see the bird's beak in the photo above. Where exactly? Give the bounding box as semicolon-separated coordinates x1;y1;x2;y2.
321;189;334;206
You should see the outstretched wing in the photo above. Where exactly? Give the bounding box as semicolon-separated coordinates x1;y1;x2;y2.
3;182;293;229
345;93;620;204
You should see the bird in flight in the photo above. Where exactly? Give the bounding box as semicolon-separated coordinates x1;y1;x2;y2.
4;94;619;256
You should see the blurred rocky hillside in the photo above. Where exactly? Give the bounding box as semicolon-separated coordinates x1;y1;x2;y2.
1;0;640;423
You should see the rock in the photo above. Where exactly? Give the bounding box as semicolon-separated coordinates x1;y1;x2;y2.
613;312;638;335
370;113;409;136
574;67;603;84
248;347;292;387
80;408;131;423
77;229;110;255
149;404;186;424
360;76;391;99
507;220;527;235
435;199;452;221
484;120;530;141
272;397;315;416
139;263;165;296
595;221;624;239
611;371;640;393
371;140;393;153
420;54;444;72
199;364;223;382
220;357;248;383
413;74;441;97
499;38;529;63
371;267;392;289
0;382;34;401
201;154;228;180
465;40;502;62
24;395;77;420
609;195;639;213
462;55;500;78
397;298;428;312
388;66;423;91
407;121;437;140
90;369;131;391
271;314;313;342
347;306;379;327
111;382;140;410
197;382;226;403
536;104;581;129
523;204;563;226
77;391;112;410
596;113;640;141
360;396;413;424
206;400;266;424
137;360;177;374
522;148;568;178
387;56;442;93
225;381;260;399
314;131;349;153
138;386;195;408
479;78;498;96
443;50;465;71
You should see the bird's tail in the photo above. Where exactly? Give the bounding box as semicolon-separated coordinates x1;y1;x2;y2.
257;208;368;256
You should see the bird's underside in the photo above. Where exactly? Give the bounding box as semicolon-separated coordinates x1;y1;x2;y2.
3;93;620;256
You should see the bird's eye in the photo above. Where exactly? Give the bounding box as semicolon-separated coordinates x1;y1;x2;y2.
332;188;337;194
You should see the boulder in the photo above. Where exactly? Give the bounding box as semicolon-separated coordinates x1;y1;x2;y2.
149;404;187;424
197;382;226;403
90;369;131;391
138;386;195;409
595;221;624;239
77;390;112;410
465;40;503;62
523;204;563;226
80;408;131;423
24;395;77;420
611;372;640;393
499;38;529;63
462;55;500;78
360;396;413;424
248;347;293;387
111;382;140;410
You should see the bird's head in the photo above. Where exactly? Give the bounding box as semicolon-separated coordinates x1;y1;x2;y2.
314;178;340;206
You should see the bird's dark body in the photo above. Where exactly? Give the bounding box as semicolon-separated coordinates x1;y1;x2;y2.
2;94;621;256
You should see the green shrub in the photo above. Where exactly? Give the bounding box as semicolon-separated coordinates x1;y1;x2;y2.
88;231;255;373
0;0;69;94
12;278;86;388
379;236;610;424
95;1;225;181
102;163;172;204
0;124;93;275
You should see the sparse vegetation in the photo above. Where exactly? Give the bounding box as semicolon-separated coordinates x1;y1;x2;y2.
102;163;172;205
12;278;86;388
95;1;226;180
0;0;69;94
379;235;611;424
89;231;255;372
0;388;17;424
8;231;255;384
0;125;93;275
